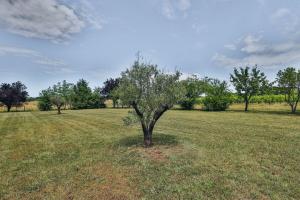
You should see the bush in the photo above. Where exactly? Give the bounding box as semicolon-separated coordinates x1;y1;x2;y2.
38;89;52;111
179;75;208;110
179;98;197;110
202;95;231;111
202;79;232;111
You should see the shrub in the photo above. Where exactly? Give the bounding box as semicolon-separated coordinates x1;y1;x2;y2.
38;89;52;111
203;95;231;111
202;79;232;111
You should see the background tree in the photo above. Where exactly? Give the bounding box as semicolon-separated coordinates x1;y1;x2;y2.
72;79;93;109
230;66;269;111
277;67;300;113
101;78;120;108
179;75;206;110
50;95;65;114
0;81;28;112
116;60;185;147
202;79;232;111
38;88;52;111
61;80;74;109
90;87;106;108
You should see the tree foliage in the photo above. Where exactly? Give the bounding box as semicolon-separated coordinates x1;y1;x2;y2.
38;88;52;111
179;75;206;110
0;81;28;112
101;78;120;108
115;60;185;147
277;67;300;113
230;66;269;111
203;79;232;111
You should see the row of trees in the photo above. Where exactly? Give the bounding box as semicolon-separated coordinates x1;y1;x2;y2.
38;79;105;114
112;61;300;146
1;59;299;147
176;66;300;113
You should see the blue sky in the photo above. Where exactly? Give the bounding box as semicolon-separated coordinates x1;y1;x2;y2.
1;0;300;96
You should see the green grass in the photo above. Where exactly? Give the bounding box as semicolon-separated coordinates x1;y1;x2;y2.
0;107;299;199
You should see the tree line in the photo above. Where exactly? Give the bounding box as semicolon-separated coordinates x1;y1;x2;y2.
38;79;106;114
1;65;299;115
1;59;300;147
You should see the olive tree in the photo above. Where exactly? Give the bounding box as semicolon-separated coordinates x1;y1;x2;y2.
116;60;185;147
50;95;65;114
230;66;269;111
277;67;300;113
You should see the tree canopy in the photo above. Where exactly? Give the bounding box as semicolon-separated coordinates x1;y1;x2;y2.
0;81;28;112
230;66;269;111
277;67;300;113
116;60;185;147
101;78;120;108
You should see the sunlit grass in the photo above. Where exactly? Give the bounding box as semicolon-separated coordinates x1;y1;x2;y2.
0;107;299;199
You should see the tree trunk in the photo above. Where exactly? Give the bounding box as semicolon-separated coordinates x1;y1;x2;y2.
291;104;297;114
57;106;61;114
113;100;116;108
7;105;11;112
245;100;249;112
143;129;153;147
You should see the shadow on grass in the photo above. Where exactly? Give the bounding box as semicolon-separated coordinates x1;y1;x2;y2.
118;133;179;147
228;109;300;116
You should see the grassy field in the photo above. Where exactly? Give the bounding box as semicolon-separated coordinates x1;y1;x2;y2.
0;107;299;199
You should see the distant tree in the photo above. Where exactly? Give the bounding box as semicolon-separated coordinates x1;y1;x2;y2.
90;87;106;108
38;88;52;111
72;79;93;109
101;78;120;108
179;75;205;110
116;60;185;147
71;79;105;109
61;80;74;109
277;67;300;113
230;66;269;111
0;81;28;112
203;79;232;111
50;95;65;114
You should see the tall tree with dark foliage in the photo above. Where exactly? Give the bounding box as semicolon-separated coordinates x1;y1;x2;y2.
0;81;28;112
101;78;120;108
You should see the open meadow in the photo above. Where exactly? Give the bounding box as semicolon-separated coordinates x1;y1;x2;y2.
0;105;299;199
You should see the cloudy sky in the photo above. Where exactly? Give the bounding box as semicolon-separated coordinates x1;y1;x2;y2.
1;0;300;96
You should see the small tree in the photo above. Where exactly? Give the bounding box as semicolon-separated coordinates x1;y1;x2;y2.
230;66;269;111
101;78;120;108
202;79;232;111
38;88;52;111
90;87;106;108
61;80;74;109
72;79;93;109
179;75;205;110
277;67;300;113
50;95;65;114
116;60;185;147
0;81;28;112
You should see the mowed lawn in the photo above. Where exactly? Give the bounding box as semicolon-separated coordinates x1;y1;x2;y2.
0;108;300;199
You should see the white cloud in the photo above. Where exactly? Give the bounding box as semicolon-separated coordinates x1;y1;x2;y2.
62;0;105;30
0;0;85;42
0;45;72;73
161;0;192;19
213;34;300;68
0;46;39;57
